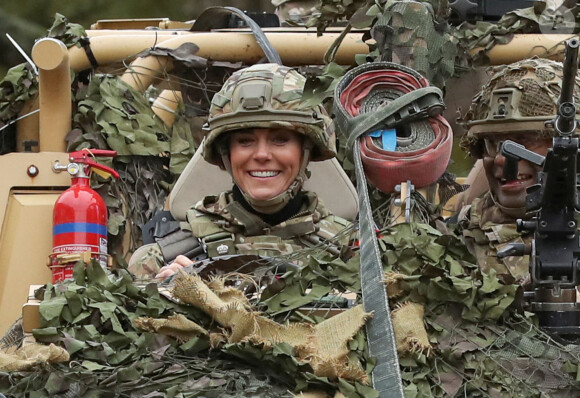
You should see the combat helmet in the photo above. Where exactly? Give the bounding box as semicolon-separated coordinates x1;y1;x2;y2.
460;57;580;158
203;63;336;213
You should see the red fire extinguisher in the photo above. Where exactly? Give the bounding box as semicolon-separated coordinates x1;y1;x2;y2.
50;149;119;283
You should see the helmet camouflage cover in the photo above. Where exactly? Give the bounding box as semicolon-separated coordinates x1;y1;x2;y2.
203;63;336;167
460;57;580;158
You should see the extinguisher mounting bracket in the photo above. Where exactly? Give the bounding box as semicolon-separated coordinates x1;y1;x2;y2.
53;149;121;179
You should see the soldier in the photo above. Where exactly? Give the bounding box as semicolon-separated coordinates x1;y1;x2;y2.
455;57;580;285
129;63;353;279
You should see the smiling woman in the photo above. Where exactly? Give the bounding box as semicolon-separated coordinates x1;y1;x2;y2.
130;64;354;280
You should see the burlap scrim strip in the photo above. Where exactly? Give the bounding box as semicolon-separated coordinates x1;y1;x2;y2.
134;313;207;342
0;342;69;372
391;302;432;357
384;272;408;299
172;271;372;382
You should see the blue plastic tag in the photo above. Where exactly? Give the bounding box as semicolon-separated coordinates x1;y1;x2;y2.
368;129;396;151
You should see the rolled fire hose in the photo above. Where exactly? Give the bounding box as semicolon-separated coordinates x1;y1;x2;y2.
337;62;453;194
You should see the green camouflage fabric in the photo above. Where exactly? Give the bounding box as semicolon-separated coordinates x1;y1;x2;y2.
372;0;457;89
453;2;580;66
46;13;87;48
69;75;171;157
374;223;579;397
129;243;164;279
272;0;321;25
0;63;38;154
130;190;353;279
455;192;531;284
6;225;580;397
460;57;580;157
203;63;336;166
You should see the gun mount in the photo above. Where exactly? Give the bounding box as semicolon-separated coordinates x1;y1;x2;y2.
499;38;580;339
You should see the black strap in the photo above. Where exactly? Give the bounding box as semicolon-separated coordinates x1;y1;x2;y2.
79;36;99;69
191;7;282;65
158;229;206;263
141;210;179;245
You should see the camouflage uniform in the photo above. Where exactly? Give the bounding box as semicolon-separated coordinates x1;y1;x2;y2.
456;192;530;284
130;64;350;279
131;191;351;279
456;58;580;283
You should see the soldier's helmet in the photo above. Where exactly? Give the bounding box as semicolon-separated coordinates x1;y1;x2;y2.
271;0;320;26
203;63;336;168
460;57;580;158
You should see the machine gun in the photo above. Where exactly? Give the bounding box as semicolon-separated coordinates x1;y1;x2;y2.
498;38;580;338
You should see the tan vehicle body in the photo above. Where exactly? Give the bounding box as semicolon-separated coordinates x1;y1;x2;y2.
0;15;573;335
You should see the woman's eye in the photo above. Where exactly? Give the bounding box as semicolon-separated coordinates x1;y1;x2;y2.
234;136;254;145
272;135;290;144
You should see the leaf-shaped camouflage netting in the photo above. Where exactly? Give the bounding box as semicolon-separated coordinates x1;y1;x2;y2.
0;64;38;154
266;222;580;396
1;262;296;397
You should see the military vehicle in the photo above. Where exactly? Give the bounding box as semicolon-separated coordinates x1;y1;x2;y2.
1;2;580;397
0;8;374;337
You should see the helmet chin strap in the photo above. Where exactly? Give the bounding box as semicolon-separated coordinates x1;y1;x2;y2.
220;141;313;215
489;191;527;220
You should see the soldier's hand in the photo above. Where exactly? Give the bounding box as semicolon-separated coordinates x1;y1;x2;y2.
155;255;194;279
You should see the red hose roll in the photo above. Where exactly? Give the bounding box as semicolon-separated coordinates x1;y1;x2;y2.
337;66;453;194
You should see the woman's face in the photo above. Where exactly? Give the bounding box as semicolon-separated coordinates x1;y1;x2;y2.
481;132;552;209
229;128;303;201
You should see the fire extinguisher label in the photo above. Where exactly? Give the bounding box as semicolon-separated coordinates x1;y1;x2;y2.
52;222;108;270
99;237;108;269
53;244;98;254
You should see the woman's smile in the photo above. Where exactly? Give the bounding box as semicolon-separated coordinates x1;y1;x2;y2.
249;170;281;178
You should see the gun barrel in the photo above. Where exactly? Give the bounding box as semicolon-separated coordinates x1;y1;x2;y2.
555;39;579;135
560;38;579;105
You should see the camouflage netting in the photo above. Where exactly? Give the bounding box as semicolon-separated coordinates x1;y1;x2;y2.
0;2;566;257
302;0;577;106
0;248;378;397
0;263;298;397
4;222;580;396
453;1;579;66
263;222;580;397
0;63;37;153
